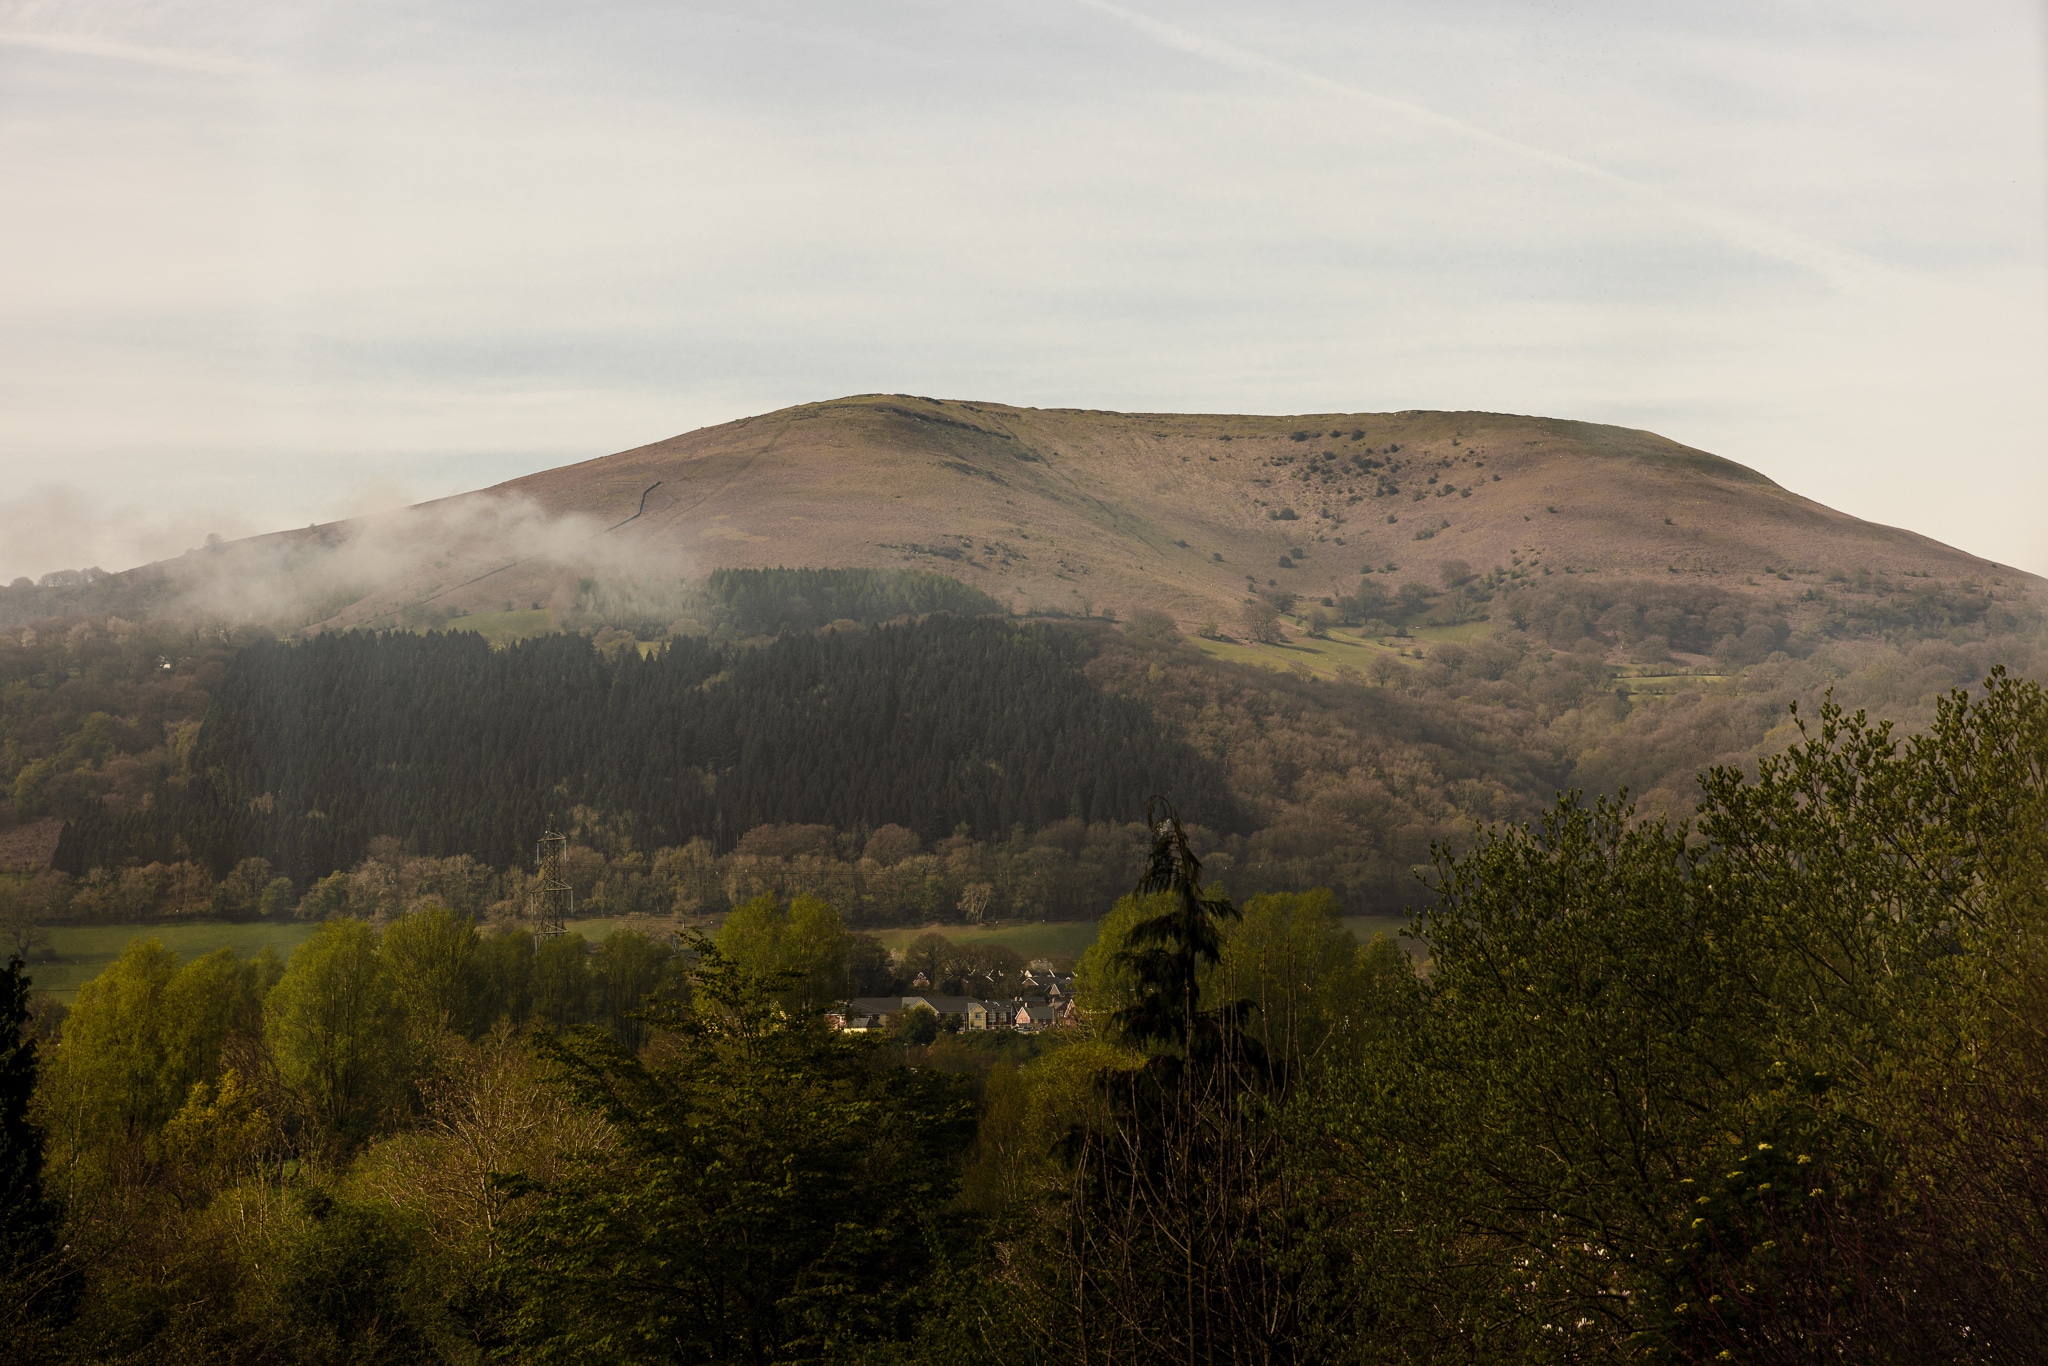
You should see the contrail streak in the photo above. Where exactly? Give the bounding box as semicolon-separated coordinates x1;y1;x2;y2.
0;30;261;75
1075;0;1903;294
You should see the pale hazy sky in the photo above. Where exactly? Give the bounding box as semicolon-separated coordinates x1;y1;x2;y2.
3;0;2045;582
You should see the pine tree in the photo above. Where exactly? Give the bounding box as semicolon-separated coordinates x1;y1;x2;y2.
1033;801;1297;1362
0;956;68;1354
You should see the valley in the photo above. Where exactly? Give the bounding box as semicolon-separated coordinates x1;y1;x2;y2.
5;398;2044;1365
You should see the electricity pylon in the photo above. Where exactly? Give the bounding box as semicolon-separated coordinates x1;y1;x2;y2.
529;829;573;942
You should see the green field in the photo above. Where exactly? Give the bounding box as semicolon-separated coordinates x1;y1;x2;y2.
1191;627;1396;681
864;920;1105;964
434;608;555;646
1188;619;1510;682
25;912;1417;1002
864;913;1416;967
29;921;323;1001
1614;669;1727;696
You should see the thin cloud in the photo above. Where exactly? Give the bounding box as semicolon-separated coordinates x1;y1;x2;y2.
1074;0;1904;294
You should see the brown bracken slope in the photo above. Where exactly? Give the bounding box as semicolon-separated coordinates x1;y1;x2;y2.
289;394;2026;631
112;389;2015;634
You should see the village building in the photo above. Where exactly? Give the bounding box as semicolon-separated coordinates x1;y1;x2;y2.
827;992;1078;1034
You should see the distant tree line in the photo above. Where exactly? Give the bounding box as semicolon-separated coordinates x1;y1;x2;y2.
14;818;1165;933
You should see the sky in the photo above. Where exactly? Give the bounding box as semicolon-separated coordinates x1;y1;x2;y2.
2;0;2045;582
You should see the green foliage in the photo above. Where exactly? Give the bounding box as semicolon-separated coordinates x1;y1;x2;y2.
716;892;850;1015
900;930;952;989
474;925;535;1026
529;933;591;1030
208;856;276;920
1216;890;1412;1073
1111;799;1243;1058
844;932;897;995
380;903;482;1039
43;940;256;1162
264;919;402;1140
893;1002;941;1047
1072;891;1156;1021
256;876;295;919
1239;596;1283;643
957;1038;1142;1215
1310;669;2048;1360
1;953;64;1344
0;618;233;829
495;937;975;1364
20;912;702;1363
271;1190;435;1363
1013;803;1302;1359
589;930;675;1050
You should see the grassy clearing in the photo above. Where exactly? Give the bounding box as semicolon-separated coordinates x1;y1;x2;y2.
863;921;1104;964
1191;628;1398;681
439;609;554;647
1188;615;1512;681
1410;620;1493;643
559;915;689;942
1615;670;1728;696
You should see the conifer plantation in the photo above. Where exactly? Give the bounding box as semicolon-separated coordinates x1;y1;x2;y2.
57;615;1236;885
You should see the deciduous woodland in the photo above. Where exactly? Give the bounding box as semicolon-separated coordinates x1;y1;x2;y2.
3;672;2044;1362
6;561;2043;925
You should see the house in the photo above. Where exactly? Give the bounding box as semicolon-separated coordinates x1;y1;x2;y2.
828;996;917;1032
1013;1000;1075;1032
902;995;1003;1031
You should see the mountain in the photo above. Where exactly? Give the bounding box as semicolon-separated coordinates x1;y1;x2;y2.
6;395;2029;634
6;397;2043;918
319;396;2036;631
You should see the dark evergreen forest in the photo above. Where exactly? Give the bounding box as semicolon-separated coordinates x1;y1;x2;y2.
55;618;1236;886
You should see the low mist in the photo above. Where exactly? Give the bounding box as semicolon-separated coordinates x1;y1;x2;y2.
3;487;699;635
